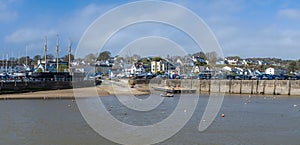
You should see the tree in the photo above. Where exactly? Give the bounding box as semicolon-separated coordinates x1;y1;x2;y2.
132;54;141;61
33;55;42;61
61;54;74;62
85;53;96;62
152;56;163;62
192;51;207;60
288;61;297;73
43;54;54;60
97;51;111;61
18;56;32;65
206;51;218;64
33;55;42;65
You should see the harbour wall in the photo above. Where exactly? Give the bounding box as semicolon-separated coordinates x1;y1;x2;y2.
166;79;300;96
0;81;95;94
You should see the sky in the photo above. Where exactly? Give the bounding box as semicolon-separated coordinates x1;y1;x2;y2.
1;0;300;60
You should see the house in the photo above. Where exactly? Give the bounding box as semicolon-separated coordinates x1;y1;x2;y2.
125;63;145;75
151;61;168;73
192;56;208;65
191;66;200;73
222;66;232;72
255;60;267;66
265;67;275;75
237;60;248;66
191;66;207;74
37;59;69;72
225;57;238;65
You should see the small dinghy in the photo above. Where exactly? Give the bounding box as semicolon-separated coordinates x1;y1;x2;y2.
160;93;174;97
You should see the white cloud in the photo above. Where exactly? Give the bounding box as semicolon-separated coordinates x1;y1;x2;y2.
278;9;300;20
5;28;57;43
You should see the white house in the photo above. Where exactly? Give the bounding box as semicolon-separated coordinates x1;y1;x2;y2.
222;66;232;72
265;67;275;75
191;66;200;73
225;58;238;65
125;63;145;75
151;61;168;73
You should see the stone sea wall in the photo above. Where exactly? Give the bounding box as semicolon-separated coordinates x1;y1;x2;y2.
167;79;300;96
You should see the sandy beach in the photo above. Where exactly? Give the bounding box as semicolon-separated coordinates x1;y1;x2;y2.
0;83;151;99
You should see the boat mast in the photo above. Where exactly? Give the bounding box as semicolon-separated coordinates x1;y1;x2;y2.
56;34;59;72
5;54;8;73
68;39;72;74
2;54;4;72
44;36;47;72
25;45;28;66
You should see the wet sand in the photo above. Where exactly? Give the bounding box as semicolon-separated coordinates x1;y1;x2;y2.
0;84;150;99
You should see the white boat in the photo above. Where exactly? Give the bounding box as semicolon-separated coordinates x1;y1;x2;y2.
160;93;174;97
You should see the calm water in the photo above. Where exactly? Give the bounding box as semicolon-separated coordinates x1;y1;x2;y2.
0;95;300;145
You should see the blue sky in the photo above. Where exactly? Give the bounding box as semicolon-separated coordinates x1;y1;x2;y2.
1;0;300;59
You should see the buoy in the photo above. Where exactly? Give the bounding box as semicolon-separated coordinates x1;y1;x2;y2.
293;104;297;107
221;113;225;117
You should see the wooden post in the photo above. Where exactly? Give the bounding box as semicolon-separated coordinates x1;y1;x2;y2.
199;80;202;94
229;79;232;93
251;80;254;94
262;80;266;95
288;80;291;96
219;80;221;93
273;80;277;95
208;80;211;94
240;80;243;94
256;80;259;94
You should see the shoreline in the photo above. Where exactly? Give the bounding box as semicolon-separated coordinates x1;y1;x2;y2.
1;84;299;100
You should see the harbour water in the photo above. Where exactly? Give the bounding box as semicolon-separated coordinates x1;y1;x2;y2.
0;95;300;145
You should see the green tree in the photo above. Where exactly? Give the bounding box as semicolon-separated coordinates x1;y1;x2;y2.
44;54;54;60
192;51;206;59
18;56;32;65
33;55;42;65
61;54;74;62
97;51;111;61
288;61;297;73
152;56;163;62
